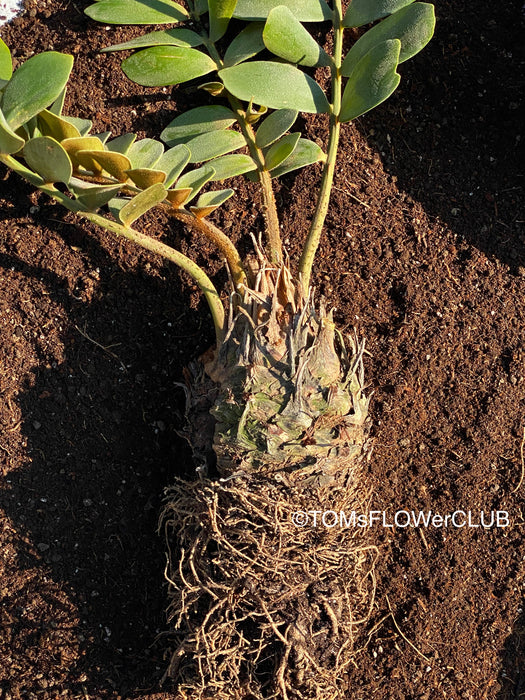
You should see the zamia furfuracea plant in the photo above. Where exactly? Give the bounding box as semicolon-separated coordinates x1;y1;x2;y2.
0;1;435;697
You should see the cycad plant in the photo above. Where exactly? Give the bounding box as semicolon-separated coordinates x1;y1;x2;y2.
0;1;434;697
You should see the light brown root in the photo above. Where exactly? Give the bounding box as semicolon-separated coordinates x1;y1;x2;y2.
160;473;377;700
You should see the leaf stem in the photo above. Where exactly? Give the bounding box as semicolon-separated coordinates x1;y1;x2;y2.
1;154;226;346
204;37;283;265
297;0;344;294
168;207;248;290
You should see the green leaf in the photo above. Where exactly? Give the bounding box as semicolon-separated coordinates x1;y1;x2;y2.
207;153;257;180
63;116;93;136
233;0;331;22
0;108;25;154
341;3;436;76
102;28;204;52
122;47;217;87
118;183;167;226
343;0;416;27
62;136;104;170
38;109;81;141
23;136;73;185
340;39;401;123
223;23;265;67
190;188;234;218
264;132;300;171
209;0;238;42
69;180;123;211
48;87;67;116
126;168;167;188
166;187;193;208
198;81;225;96
219;61;329;113
90;150;132;181
268;137;325;177
160;105;236;146
256;108;298;148
156;144;191;187
85;0;188;24
128;138;164;169
106;133;136;154
2;52;74;130
0;39;13;81
176;165;215;202
185;130;246;163
263;6;329;67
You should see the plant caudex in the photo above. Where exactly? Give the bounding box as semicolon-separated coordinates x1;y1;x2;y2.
0;3;435;695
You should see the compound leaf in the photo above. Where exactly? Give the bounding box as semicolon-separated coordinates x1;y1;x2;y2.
122;47;216;87
219;61;329;113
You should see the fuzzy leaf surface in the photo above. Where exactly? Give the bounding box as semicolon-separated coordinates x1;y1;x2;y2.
118;183;167;226
156;144;191;187
255;109;298;148
219;61;329;113
106;133;136;154
128;138;164;169
122;47;216;87
343;0;415;27
268;137;325;177
0;39;12;81
125;168;167;188
232;0;331;21
2;52;73;130
0;108;25;154
209;0;238;41
103;28;203;52
263;6;329;67
85;0;188;24
38;109;81;141
70;181;123;211
90;150;132;181
207;153;257;180
223;23;265;67
176;165;215;201
341;2;435;75
185;130;246;163
161;105;236;146
340;39;401;122
264;132;300;171
23;136;72;184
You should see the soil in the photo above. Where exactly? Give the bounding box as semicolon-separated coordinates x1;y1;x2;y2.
0;0;524;698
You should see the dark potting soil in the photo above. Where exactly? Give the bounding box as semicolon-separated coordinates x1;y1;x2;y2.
0;0;524;698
